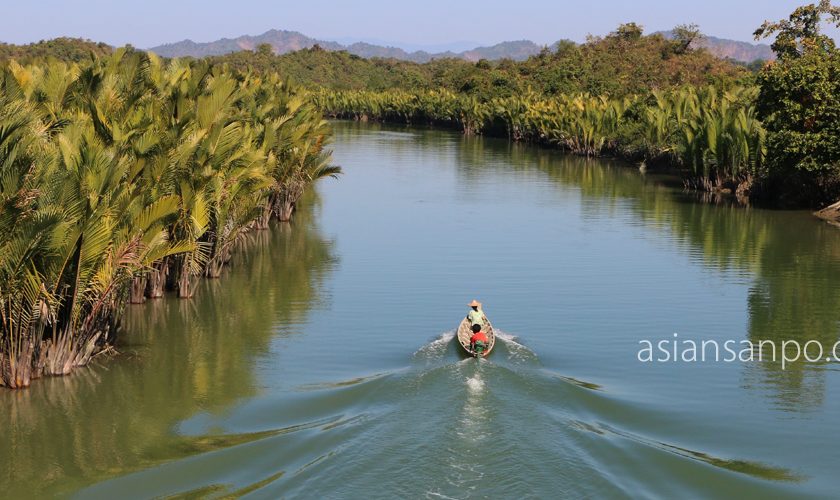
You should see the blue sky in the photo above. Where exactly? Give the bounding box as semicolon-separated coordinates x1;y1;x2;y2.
3;0;838;49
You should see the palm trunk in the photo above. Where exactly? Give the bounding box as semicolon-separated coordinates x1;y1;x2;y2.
129;276;147;304
255;202;272;230
0;341;34;389
274;182;304;222
42;330;74;376
277;199;295;222
41;329;103;377
146;258;168;298
1;292;53;388
205;256;224;278
177;257;194;299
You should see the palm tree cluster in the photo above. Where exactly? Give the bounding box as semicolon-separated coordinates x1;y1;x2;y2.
0;49;340;388
640;86;766;187
312;86;765;181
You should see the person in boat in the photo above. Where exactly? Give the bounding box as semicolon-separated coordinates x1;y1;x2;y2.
469;323;489;355
467;299;486;327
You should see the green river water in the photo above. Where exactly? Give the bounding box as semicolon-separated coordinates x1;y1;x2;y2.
2;121;840;499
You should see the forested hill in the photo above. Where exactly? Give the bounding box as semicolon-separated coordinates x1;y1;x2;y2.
0;28;748;99
206;29;747;98
0;30;772;68
0;38;112;63
148;28;772;63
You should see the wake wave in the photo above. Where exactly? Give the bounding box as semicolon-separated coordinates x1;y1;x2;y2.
465;376;485;394
413;330;457;361
77;325;798;500
414;328;538;366
493;330;539;364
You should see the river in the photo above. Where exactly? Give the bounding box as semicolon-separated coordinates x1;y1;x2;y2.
2;121;840;499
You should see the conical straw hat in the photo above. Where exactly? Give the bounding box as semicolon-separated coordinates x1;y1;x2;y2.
468;299;481;307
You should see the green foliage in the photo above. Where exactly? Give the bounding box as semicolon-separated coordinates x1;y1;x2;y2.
520;28;744;97
256;43;273;56
611;23;645;41
660;86;766;180
672;23;704;54
0;38;112;63
755;49;840;175
0;51;339;388
754;0;840;60
313;85;765;177
753;0;840;204
0;28;746;103
204;28;745;100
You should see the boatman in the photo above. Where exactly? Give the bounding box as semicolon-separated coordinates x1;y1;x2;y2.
469;323;489;355
467;299;486;328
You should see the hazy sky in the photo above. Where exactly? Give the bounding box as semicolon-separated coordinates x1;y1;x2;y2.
3;0;839;49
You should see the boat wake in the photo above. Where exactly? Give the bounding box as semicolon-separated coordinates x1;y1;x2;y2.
413;328;538;368
76;330;802;500
493;330;539;364
413;330;457;361
465;375;485;394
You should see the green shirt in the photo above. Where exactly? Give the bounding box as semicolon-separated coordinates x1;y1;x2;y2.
467;309;485;326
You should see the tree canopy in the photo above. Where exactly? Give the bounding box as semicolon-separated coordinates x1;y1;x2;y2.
754;0;840;204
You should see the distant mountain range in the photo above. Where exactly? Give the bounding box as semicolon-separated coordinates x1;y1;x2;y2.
149;30;543;62
655;31;775;62
697;35;775;62
148;29;774;63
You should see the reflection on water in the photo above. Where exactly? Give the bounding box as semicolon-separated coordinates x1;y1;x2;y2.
0;195;336;498
454;130;840;410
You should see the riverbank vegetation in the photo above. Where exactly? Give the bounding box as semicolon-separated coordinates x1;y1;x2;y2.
276;4;834;211
311;85;766;193
0;50;339;388
2;8;836;212
308;4;840;210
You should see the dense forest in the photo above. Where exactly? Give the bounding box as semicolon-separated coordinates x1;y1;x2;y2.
303;12;839;211
206;26;746;98
203;13;839;210
0;37;112;63
0;29;749;99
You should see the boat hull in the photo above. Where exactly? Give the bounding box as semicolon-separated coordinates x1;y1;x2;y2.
456;317;495;357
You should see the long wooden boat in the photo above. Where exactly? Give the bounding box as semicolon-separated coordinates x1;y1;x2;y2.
456;317;496;357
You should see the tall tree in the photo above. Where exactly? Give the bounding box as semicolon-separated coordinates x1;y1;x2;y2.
672;23;703;54
753;1;840;206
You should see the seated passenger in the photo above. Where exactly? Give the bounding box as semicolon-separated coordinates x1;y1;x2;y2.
469;323;489;356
